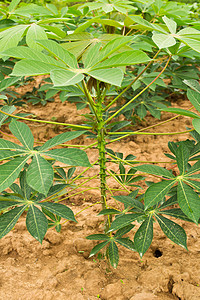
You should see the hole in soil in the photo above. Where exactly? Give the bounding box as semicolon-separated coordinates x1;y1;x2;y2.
153;249;163;258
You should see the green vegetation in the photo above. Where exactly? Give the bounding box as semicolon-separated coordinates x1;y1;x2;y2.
0;0;200;268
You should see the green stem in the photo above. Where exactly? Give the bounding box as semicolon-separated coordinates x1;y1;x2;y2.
96;82;111;232
107;129;193;136
104;55;172;124
0;110;91;130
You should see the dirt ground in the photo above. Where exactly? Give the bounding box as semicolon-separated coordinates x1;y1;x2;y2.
0;80;200;300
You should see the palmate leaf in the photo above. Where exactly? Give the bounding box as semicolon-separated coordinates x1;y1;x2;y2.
0;200;22;211
155;214;188;250
114;224;135;238
115;237;135;251
108;213;144;232
86;234;110;241
39;202;76;222
9;120;34;150
0;150;23;161
0;25;29;56
152;33;176;49
113;195;144;211
37;39;78;69
134;164;175;179
134;215;153;257
89;240;109;257
0;106;16;127
82;43;102;69
20;169;33;200
87;68;123;86
193;119;200;135
40;131;86;151
176;143;190;175
108;241;119;269
26;205;48;244
93;50;150;70
161;107;200;119
187;89;200;113
26;155;54;196
12;59;61;76
50;69;84;87
44;148;91;167
184;179;200;192
0;155;29;193
161;208;195;223
144;180;175;210
177;181;200;224
26;24;48;51
0;205;27;239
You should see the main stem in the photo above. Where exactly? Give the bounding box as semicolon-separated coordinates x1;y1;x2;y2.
96;84;110;233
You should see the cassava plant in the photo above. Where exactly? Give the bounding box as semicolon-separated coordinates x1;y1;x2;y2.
0;0;200;268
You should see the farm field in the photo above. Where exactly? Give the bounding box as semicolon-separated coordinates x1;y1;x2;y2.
0;0;200;299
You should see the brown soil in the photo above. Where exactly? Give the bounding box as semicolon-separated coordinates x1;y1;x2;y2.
0;80;200;300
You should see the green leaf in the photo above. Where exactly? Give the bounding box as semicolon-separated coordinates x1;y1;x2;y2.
108;241;119;269
176;143;190;175
177;181;200;224
89;241;109;257
134;215;153;257
187;89;200;113
161;108;200;119
155;214;188;250
39;202;76;222
26;24;48;51
93;50;150;70
144;180;175;210
0;77;20;92
108;213;144;232
0;155;29;193
162;16;177;34
193;119;200;135
82;43;102;69
187;159;200;175
0;139;25;151
26;205;48;244
0;25;29;56
115;237;135;251
86;234;110;240
161;208;194;222
0;200;21;211
184;179;200;192
44;148;91;167
40;131;85;151
134;164;175;179
0;106;16;127
152;33;176;49
87;68;123;86
113;195;144;211
114;224;135;238
9;120;34;150
20;169;32;200
12;60;61;76
178;37;200;54
8;0;21;12
50;69;84;87
26;155;54;196
0;150;22;161
98;209;120;216
0;206;26;239
37;39;77;68
184;79;200;94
